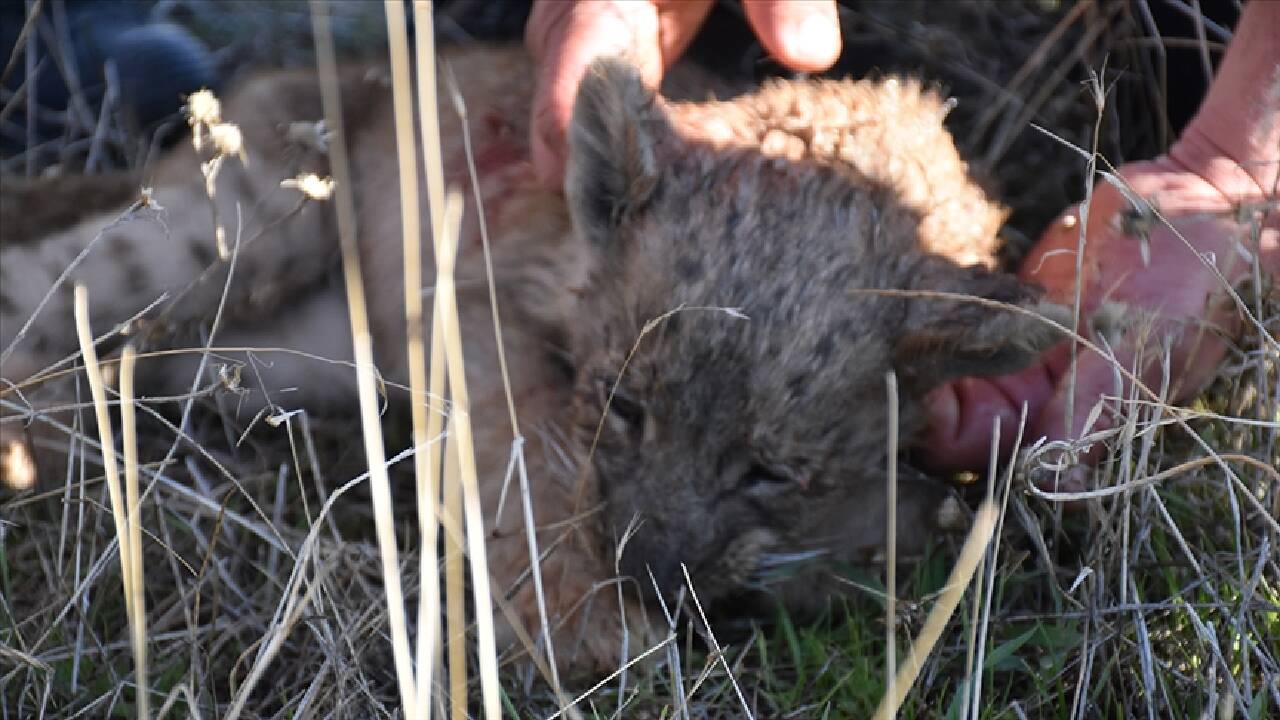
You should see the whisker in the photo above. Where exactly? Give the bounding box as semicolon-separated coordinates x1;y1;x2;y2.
756;549;828;567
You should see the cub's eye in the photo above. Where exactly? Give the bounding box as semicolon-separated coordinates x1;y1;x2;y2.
740;463;795;494
598;376;644;428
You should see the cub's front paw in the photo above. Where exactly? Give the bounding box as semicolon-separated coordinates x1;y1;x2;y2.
500;564;668;679
556;592;667;677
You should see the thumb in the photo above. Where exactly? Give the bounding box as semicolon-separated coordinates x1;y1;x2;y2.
1032;342;1134;472
918;352;1061;473
742;0;842;73
527;1;666;189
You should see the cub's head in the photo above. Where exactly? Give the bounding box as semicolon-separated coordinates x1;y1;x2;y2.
563;59;1062;605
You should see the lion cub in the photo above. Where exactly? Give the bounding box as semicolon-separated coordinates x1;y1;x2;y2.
0;45;1059;672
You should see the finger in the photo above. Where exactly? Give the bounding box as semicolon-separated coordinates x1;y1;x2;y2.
1033;331;1146;474
526;1;664;188
655;0;716;67
1037;305;1237;458
742;0;842;73
917;354;1061;473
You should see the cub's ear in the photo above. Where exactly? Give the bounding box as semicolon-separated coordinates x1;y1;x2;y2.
893;258;1068;387
566;57;664;246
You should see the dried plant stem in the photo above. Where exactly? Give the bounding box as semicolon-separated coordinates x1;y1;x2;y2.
412;0;446;232
883;371;898;706
0;0;41;88
383;2;441;714
413;5;502;713
309;2;418;717
970;408;1027;720
873;502;998;720
446;34;573;711
681;564;755;719
546;635;677;720
435;190;502;718
442;412;467;720
447;54;520;435
74;286;147;718
118;346;148;720
412;1;452;707
515;440;567;703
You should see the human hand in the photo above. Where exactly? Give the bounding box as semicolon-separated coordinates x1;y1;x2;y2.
921;150;1278;481
922;0;1277;486
525;0;842;187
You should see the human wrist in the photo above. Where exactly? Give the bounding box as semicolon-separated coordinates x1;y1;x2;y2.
1167;124;1275;201
1163;127;1280;279
1171;0;1279;198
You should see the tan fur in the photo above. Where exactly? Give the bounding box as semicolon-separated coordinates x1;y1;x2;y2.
0;45;1053;674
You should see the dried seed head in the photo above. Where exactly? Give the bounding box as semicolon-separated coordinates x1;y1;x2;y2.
281;174;336;201
215;226;230;261
217;363;242;392
127;186;163;215
1116;196;1157;267
2;440;36;491
209;123;245;160
1089;300;1135;348
187;89;221;126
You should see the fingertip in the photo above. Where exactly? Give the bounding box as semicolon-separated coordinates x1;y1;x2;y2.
744;0;842;73
655;0;717;66
791;9;843;70
526;1;667;188
1031;351;1119;470
918;378;1017;473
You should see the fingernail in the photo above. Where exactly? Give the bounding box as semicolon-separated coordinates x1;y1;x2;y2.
788;12;841;67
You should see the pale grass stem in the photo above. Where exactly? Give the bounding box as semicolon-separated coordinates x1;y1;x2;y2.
873;502;999;720
411;1;454;710
442;413;467;720
310;2;418;716
959;421;994;720
972;407;1029;720
225;540;335;720
410;5;541;710
445;37;520;435
545;635;678;720
515;438;569;707
383;2;440;715
425;157;453;717
680;564;755;720
445;24;573;711
73;286;147;718
119;346;148;720
883;371;898;707
435;190;503;719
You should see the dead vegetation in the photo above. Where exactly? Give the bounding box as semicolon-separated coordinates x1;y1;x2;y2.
1;1;1276;718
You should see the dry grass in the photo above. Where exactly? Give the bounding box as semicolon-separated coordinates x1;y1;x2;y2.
2;1;1277;719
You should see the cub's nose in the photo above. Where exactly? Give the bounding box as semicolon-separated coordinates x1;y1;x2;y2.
613;524;687;603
